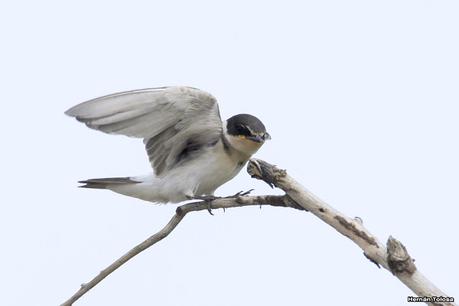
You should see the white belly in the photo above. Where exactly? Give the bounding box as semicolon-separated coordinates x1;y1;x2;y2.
166;140;246;197
109;140;249;203
194;147;246;195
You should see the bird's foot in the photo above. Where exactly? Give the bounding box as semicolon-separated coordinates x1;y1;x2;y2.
187;195;221;215
185;190;253;215
226;189;254;199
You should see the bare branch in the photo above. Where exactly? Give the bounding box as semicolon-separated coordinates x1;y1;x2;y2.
60;195;303;306
61;159;454;306
247;158;455;306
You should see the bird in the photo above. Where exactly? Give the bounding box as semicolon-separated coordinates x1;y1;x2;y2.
65;86;271;204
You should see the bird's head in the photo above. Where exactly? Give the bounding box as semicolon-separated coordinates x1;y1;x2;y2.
224;114;271;156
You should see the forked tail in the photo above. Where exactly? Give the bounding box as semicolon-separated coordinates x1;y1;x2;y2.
78;177;141;189
77;175;176;203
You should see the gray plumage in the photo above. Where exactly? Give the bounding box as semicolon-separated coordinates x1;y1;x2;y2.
66;86;222;176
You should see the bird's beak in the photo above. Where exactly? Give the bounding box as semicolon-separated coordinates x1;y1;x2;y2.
247;132;271;143
263;132;271;141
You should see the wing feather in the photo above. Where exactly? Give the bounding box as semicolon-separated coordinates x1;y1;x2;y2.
66;86;222;175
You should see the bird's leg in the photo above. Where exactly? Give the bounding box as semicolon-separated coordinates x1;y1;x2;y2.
186;195;221;215
191;195;221;202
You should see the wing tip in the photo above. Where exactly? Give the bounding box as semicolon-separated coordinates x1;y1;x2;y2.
64;105;79;117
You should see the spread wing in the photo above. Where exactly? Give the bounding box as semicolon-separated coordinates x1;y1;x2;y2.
66;86;223;176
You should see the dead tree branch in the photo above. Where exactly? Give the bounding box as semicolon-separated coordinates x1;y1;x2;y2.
247;158;455;306
60;195;303;306
61;159;455;306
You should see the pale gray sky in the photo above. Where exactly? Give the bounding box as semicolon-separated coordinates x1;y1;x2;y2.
1;1;458;306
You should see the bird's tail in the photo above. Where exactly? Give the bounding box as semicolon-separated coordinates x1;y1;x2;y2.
78;177;141;189
77;175;173;203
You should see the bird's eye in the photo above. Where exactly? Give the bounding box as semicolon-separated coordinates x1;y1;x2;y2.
236;124;251;136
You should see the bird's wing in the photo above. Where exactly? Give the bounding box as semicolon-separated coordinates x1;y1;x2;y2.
66;86;222;175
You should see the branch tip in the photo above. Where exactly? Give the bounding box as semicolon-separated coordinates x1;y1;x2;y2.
247;158;286;188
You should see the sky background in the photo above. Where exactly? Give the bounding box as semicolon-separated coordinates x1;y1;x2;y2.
1;1;458;306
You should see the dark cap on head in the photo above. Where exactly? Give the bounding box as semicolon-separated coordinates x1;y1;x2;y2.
226;114;270;142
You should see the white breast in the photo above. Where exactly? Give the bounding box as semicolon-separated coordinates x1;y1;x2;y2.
192;140;246;195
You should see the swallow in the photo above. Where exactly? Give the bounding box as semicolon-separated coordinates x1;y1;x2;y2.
65;86;271;203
